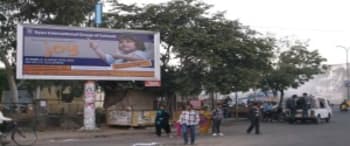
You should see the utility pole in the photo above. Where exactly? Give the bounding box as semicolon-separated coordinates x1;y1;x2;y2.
235;92;238;119
81;0;103;131
337;45;350;100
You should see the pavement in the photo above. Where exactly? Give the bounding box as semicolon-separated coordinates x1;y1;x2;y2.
33;110;350;146
37;126;155;141
37;118;246;142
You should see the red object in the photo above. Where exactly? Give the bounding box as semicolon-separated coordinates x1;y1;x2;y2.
190;100;202;109
175;122;182;137
145;81;161;87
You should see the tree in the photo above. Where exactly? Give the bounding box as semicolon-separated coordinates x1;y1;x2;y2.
0;0;23;104
0;69;9;98
106;0;275;101
263;40;327;106
0;0;97;103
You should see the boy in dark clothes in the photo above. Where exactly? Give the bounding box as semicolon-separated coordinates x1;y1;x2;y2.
155;105;171;137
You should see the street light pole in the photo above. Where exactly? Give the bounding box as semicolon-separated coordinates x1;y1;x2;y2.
346;48;349;100
337;45;350;100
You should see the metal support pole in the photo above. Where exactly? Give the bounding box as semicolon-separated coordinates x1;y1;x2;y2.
80;0;102;131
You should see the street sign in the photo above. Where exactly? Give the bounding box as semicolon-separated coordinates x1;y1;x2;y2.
95;2;103;26
190;100;202;109
145;81;161;87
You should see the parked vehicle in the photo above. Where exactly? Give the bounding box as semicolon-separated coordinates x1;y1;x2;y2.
285;97;332;124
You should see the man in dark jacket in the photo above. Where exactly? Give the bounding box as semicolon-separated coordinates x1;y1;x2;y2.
246;102;261;135
300;93;309;118
287;95;297;123
155;105;171;137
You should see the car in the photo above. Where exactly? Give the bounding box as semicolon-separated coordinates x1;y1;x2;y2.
285;97;332;124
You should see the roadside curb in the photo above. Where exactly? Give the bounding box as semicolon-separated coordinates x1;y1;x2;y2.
38;128;154;142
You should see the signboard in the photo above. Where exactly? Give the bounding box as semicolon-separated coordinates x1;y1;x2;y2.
144;80;161;87
107;110;132;126
190;100;202;109
95;2;103;25
16;24;161;81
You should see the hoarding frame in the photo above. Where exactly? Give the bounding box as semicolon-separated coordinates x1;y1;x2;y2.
16;24;161;81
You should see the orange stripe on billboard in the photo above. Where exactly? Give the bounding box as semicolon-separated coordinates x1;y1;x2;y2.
23;65;71;71
145;81;161;87
112;60;152;69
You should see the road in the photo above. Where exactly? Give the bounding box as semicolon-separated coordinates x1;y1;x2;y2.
35;110;349;146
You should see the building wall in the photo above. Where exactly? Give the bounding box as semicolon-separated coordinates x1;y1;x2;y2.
40;86;84;114
107;90;157;111
286;64;347;104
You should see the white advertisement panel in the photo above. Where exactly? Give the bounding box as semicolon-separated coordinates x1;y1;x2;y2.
16;24;160;81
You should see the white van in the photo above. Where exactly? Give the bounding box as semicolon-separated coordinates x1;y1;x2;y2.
285;97;332;124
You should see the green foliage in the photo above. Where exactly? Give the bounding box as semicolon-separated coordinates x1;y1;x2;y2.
19;80;84;99
106;0;275;97
0;0;327;104
262;40;327;105
0;0;97;59
0;69;9;95
0;0;97;100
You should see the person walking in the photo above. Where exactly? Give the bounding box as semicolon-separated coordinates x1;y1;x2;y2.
0;105;13;145
179;104;200;145
155;105;171;137
246;102;261;135
262;102;273;122
212;103;224;136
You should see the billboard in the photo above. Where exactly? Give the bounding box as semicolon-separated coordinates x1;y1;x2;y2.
17;24;160;81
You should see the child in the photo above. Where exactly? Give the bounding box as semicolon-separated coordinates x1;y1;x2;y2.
90;35;149;65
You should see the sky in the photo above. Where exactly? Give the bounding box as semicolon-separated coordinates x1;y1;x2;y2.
118;0;350;65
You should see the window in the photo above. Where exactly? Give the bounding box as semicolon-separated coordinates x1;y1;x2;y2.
319;100;326;108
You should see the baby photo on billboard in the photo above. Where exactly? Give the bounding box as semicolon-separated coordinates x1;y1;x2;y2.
89;34;154;66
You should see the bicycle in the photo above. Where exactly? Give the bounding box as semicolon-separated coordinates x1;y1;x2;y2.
0;121;37;146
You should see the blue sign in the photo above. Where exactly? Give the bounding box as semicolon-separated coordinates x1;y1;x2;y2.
95;2;103;25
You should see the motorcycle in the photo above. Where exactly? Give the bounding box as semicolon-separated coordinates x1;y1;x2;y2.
340;103;348;112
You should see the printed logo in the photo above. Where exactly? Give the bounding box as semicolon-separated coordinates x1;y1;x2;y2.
26;28;33;34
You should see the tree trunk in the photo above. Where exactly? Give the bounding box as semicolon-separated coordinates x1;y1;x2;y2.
166;94;176;121
7;71;18;104
2;58;18;104
210;92;215;110
35;86;41;99
278;89;284;107
272;89;278;97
